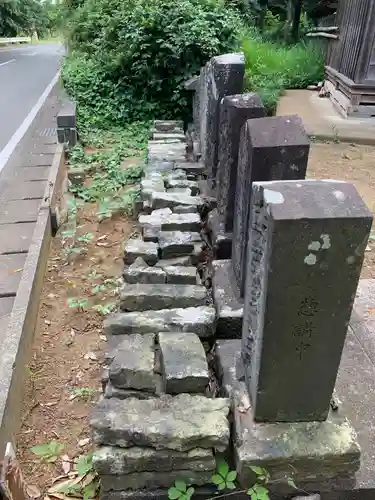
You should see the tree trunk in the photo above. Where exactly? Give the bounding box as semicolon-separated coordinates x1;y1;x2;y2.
257;0;268;31
291;0;303;42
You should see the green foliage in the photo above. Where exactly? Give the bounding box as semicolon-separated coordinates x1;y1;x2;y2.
62;0;242;125
168;480;195;500
30;440;64;463
72;387;97;401
242;30;324;113
212;461;237;490
67;297;88;311
92;303;116;316
57;453;99;500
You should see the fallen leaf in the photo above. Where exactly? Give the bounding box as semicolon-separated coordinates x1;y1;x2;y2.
96;242;109;247
26;484;41;499
97;234;108;241
99;335;107;342
8;268;23;274
78;438;90;447
61;455;71;474
366;245;371;252
84;352;97;361
44;320;51;326
43;401;58;407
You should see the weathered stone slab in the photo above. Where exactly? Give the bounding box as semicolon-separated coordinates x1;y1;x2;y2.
104;382;151;400
232;115;309;297
216;93;265;232
144;161;175;176
167;187;192;196
164;266;197;284
175;162;205;177
161;213;201;232
104;306;216;338
0;223;34;254
212;260;243;338
0;253;27;296
108;334;156;391
153;133;185;142
154;120;183;132
158;332;209;394
159;231;200;258
166;179;199;195
93;446;215;474
100;470;212;491
120;284;207;311
165;170;188;181
215;338;242;403
123;239;158;266
173;205;198;214
139;208;172;229
91;394;230;451
123;258;166;284
202;53;245;182
234;397;360;489
142;226;159;243
156;256;191;267
207;209;233;260
243;180;372;422
148;143;186;162
151;192;203;210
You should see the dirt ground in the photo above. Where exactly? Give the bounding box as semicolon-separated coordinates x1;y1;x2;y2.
16;201;135;496
15;140;375;497
308;141;375;278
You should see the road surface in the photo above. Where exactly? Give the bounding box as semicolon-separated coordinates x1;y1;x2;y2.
0;43;63;171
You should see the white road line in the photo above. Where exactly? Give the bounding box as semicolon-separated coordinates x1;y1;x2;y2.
0;59;15;68
0;70;60;173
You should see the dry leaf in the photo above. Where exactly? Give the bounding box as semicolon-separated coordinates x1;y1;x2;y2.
78;438;90;447
26;484;41;499
84;352;97;361
80;473;95;488
96;242;109;247
44;320;51;326
99;335;107;342
48;475;82;494
97;235;108;241
61;455;71;474
8;268;23;274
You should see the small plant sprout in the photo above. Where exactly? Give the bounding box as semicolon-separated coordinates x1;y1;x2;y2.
55;453;99;500
92;303;116;315
71;387;97;401
77;232;94;244
212;460;237;490
63;246;87;261
60;228;76;241
68;297;89;311
91;284;107;295
168;480;195;500
30;440;64;463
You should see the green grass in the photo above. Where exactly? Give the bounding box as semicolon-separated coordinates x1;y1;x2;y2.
241;29;324;114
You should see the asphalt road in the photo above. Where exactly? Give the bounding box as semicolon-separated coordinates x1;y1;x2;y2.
0;43;63;156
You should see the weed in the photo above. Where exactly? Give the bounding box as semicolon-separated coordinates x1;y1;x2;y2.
56;453;99;500
92;303;116;316
77;233;94;244
30;440;64;463
71;387;97;401
68;298;89;311
63;246;87;260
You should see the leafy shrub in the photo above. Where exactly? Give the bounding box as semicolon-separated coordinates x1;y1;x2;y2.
242;31;324;114
62;0;242;126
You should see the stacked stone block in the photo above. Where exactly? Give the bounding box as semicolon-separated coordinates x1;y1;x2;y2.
92;120;230;499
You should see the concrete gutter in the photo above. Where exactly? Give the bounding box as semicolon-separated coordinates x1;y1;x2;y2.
0;144;66;457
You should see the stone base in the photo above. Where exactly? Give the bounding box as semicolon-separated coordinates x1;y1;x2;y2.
215;339;361;496
197;179;215;199
211;260;243;338
207;209;232;259
100;486;248;500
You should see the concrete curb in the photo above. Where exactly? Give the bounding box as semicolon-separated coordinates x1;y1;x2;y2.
0;144;66;457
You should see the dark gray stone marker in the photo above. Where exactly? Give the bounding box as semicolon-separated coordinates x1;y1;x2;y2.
216;93;266;232
232;115;309;297
203;53;245;186
242;180;373;423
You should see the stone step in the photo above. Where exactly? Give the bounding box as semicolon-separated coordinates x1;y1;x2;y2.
93;446;215;475
103;306;216;338
120;284;208;311
173;204;198;214
163;266;198;285
123;239;158;266
90;394;230;451
108;334;156;391
123;261;198;285
158;332;209;394
153;120;184;132
159;231;201;259
148;143;186;163
155;256;192;267
160;213;201;232
167;187;192;196
151;192;203;210
165;179;199;195
153;133;186;142
175;161;205;176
